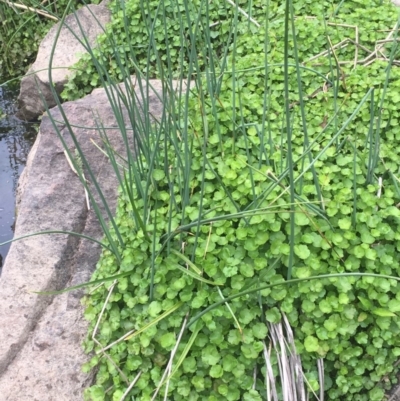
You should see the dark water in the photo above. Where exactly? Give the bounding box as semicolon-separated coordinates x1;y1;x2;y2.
0;82;36;270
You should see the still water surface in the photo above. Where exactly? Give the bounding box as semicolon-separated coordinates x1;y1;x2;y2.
0;82;36;270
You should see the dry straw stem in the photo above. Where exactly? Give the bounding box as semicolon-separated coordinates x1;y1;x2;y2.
90;138;126;172
63;149;91;210
265;313;323;401
0;0;58;20
317;359;325;401
119;371;142;401
364;20;400;65
96;327;136;354
301;18;359;69
270;324;292;400
150;313;189;401
377;177;383;199
385;357;400;401
225;0;260;27
303;18;400;67
282;314;309;401
329;23;359;69
305;39;354;64
203;222;213;258
262;341;279;401
252;365;258;390
91;280;130;384
217;286;244;338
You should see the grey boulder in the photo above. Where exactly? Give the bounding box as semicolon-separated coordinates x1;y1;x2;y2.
16;4;111;121
0;78;169;400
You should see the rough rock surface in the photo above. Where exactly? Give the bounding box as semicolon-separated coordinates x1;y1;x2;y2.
16;4;111;121
0;79;167;400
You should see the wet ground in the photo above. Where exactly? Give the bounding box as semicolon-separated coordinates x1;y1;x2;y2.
0;82;36;271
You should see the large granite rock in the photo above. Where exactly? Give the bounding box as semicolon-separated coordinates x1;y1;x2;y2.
0;79;168;400
16;4;111;121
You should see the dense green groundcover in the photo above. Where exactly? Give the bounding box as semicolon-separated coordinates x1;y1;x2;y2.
83;62;400;400
80;1;400;401
61;0;399;100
